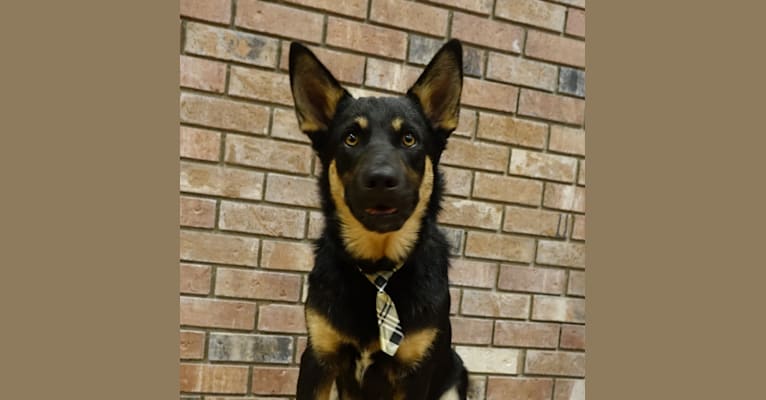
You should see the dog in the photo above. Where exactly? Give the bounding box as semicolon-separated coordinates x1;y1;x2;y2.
288;39;468;400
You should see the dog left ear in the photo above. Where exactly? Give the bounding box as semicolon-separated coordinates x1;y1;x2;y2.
407;39;463;135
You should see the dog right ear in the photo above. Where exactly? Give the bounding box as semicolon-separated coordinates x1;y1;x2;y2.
289;43;350;136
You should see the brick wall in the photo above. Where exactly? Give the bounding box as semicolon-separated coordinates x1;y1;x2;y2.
179;0;585;399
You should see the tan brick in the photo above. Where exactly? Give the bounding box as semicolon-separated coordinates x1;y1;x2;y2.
449;258;498;288
180;126;221;161
537;240;585;268
554;379;585;400
180;196;216;228
477;112;546;149
261;240;314;272
258;304;306;333
184;22;278;67
442;138;510;172
518;89;585;125
346;86;391;99
571;215;585;240
509;149;578;182
498;265;566;294
264;174;320;208
326;17;407;59
439;198;503;230
566;8;586;38
452;13;524;54
465;232;535;263
180;297;256;330
487;377;553;400
567;270;585;297
236;0;323;43
180;263;212;295
180;230;259;267
215;268;302;301
219;201;306;239
365;58;421;93
468;375;487;400
271;108;310;144
560;324;585;350
283;0;367;18
370;0;448;36
450;288;461;315
180;330;205;359
429;0;494;14
251;366;300;395
307;211;324;239
441;166;473;197
180;161;264;200
228;66;292;105
456;346;519;374
451;317;494;345
180;92;270;134
473;172;543;206
180;0;231;24
503;206;563;237
550;125;585;156
278;43;366;85
577;160;585;186
180;55;226;93
532;295;585;323
543;183;585;212
525;350;585;377
496;0;566;31
487;52;558;91
462;77;519;113
494;321;559;348
526;30;585;68
554;0;585;7
461;289;530;318
180;363;249;394
454;109;477;137
225;134;313;174
295;336;308;363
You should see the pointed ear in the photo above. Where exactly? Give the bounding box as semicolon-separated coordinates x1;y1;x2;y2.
407;39;463;134
289;42;351;134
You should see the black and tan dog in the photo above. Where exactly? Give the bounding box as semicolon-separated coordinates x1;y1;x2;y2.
288;39;468;400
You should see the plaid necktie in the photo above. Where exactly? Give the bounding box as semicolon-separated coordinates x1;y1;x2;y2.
361;264;404;356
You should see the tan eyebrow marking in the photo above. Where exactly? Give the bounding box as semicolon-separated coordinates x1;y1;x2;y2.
354;116;368;129
391;117;403;132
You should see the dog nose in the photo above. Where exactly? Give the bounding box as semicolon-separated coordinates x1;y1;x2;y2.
363;166;400;190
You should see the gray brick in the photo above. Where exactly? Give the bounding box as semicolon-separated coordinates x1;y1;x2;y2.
558;67;585;97
408;35;442;65
462;45;484;78
208;333;294;363
441;227;464;255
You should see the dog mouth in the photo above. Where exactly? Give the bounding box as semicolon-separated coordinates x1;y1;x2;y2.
365;205;398;216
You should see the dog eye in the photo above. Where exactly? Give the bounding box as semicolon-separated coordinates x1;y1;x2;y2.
401;133;417;147
344;132;359;147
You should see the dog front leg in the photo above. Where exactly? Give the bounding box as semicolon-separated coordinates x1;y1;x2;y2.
297;345;337;400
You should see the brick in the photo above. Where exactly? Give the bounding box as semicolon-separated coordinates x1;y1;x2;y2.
180;330;205;359
261;240;314;271
180;92;270;134
487;52;558;91
532;295;585;323
180;230;259;266
554;379;585;400
225;134;313;174
450;288;461;315
271;108;310;144
429;0;494;15
549;125;585;156
180;363;248;394
462;77;519;113
560;325;585;350
487;377;553;400
503;206;565;237
498;265;566;294
278;43;366;85
537;240;585;268
219;201;306;239
572;215;585;240
567;270;585;296
455;346;519;374
307;211;324;239
451;317;494;345
518;89;585;125
566;8;586;38
477;112;546;148
455;108;477;138
180;126;221;161
526;30;585;68
282;0;367;18
441;166;472;197
509;149;578;182
209;332;294;363
215;268;302;301
180;263;212;295
494;321;559;348
180;0;231;24
326;17;407;59
346;86;391;99
452;13;524;54
461;289;530;318
180;55;226;93
179;196;216;228
439;198;502;230
441;227;464;256
496;0;566;31
553;0;585;7
577;160;585;185
442;138;510;172
228;66;292;105
449;259;498;288
465;232;535;263
407;35;442;65
543;183;585;212
559;67;586;98
468;375;487;400
473;172;543;206
525;350;585;377
365;58;421;93
236;0;323;43
295;336;308;363
180;161;264;200
370;0;448;36
462;45;485;78
258;304;307;333
184;22;278;67
264;174;320;208
180;297;256;330
251;366;300;395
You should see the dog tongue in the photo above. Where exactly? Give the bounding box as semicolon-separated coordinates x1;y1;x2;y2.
366;206;397;215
